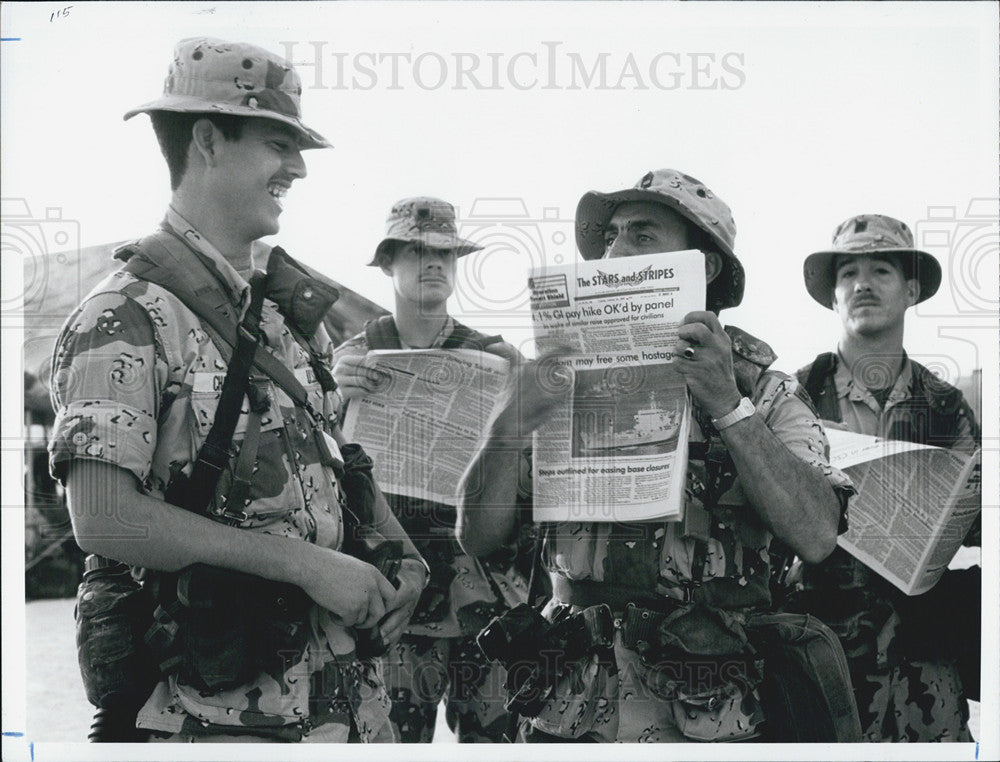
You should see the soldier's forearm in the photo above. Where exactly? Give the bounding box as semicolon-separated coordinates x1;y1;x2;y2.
65;460;317;588
456;413;524;557
717;414;841;564
369;480;423;562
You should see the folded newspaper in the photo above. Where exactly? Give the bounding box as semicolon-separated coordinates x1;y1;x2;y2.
527;249;705;522
826;428;982;596
341;349;510;505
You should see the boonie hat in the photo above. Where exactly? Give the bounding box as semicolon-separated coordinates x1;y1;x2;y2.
575;169;745;310
369;197;482;267
803;214;941;308
124;37;330;149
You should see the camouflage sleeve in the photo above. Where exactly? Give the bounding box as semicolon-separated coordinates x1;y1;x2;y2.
48;292;164;487
755;370;855;533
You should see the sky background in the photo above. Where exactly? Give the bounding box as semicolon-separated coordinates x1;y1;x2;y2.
2;3;998;759
2;2;997;378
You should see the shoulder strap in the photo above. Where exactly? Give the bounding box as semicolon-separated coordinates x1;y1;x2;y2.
440;319;504;351
118;231;315;415
164;273;268;517
364;315;504;352
889;361;968;447
364;316;402;350
800;353;841;422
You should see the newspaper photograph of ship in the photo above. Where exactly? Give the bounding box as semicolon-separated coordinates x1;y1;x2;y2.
571;362;687;458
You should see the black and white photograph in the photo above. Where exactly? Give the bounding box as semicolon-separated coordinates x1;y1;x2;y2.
571;364;685;459
2;2;997;760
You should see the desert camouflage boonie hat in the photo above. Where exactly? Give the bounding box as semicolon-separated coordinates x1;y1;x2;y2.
124;37;330;149
575;169;745;310
369;197;483;267
803;213;942;308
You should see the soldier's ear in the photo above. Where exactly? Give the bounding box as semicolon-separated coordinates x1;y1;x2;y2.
704;250;723;284
905;277;920;307
190;119;220;167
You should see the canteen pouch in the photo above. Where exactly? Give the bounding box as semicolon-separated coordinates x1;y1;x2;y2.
746;611;862;742
641;603;762;742
146;564;312;694
75;556;160;710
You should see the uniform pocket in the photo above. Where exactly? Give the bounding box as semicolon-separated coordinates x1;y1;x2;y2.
188;372;283;437
669;681;761;742
530;652;609;740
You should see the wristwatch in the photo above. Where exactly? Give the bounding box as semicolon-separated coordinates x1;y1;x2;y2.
712;397;755;430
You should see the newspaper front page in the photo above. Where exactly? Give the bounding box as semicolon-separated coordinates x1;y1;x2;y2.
826;428;982;596
341;349;510;505
528;250;705;522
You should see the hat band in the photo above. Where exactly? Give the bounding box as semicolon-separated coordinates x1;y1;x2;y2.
835;238;914;253
166;75;302;119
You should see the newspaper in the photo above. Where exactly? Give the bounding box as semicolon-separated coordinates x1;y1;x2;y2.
527;250;705;522
341;349;510;505
826;428;982;596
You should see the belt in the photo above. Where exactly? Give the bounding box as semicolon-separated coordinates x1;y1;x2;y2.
552;576;683;616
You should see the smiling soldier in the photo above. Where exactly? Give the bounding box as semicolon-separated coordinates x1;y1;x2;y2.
49;38;428;743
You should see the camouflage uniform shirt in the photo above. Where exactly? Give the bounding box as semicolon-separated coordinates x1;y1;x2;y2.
525;327;854;742
48;208;394;742
795;352;979;742
333;322;529;639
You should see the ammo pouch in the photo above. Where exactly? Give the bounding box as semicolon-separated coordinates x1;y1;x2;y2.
745;612;862;742
144;564;312;694
623;601;763;741
335;443;405;659
75;555;160;711
626;602;761;701
386;494;458;626
411;553;457;625
477;603;615;718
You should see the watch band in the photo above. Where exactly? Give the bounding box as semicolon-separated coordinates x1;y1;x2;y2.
712;397;755;430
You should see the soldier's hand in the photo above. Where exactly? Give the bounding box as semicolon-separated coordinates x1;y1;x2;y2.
299;547;397;628
672;311;741;420
332;352;388;402
498;346;573;439
375;560;425;646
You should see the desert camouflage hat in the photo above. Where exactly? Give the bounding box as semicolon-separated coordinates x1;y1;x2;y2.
575;169;745;310
369;197;482;267
803;214;941;308
124;37;331;149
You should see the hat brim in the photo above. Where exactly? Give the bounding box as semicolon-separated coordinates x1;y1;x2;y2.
803;248;942;308
575;187;744;311
575;188;737;262
367;234;483;267
124;98;331;150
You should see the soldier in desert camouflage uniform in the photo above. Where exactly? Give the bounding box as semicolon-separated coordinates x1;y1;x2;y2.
458;169;854;742
791;214;981;741
49;37;427;742
332;198;529;741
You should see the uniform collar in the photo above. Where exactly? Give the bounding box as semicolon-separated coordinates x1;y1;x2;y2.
399;315;456;349
163;206;254;308
833;350;913;409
